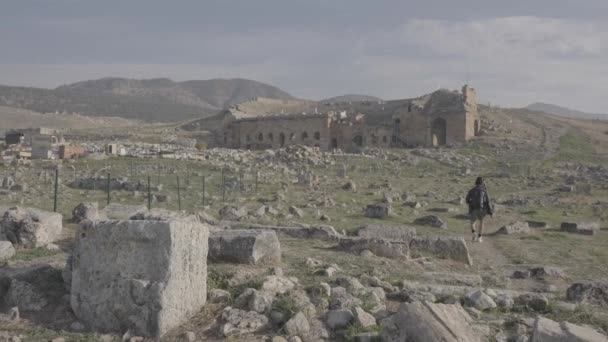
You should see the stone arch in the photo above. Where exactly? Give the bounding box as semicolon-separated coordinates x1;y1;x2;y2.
474;120;480;136
290;133;295;141
279;132;286;147
431;118;447;146
371;134;378;144
314;131;321;140
268;133;274;142
258;133;263;141
331;138;338;149
246;134;251;142
382;136;387;143
302;132;308;140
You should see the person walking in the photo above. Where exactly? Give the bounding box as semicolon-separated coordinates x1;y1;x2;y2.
466;177;493;242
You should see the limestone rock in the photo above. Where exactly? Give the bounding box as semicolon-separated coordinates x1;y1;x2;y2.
516;293;549;311
288;206;304;218
69;217;209;337
414;215;448;229
381;302;481;342
220;307;269;337
326;309;354;329
409;236;472;265
0;241;15;261
208;229;281;265
560;222;599;236
249;289;274;313
353;307;376;328
0;207;63;248
364;204;392;219
567;281;608;306
464;290;497;311
531;316;608;342
219;206;248;221
262;276;295;295
71;202;100;223
284;311;310;337
497;221;531;235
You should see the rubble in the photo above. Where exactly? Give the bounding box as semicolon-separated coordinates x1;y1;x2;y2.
0;207;63;248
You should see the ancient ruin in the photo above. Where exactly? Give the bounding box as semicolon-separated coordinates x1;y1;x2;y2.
185;85;480;151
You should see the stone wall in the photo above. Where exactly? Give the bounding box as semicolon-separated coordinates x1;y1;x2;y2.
59;144;86;159
230;114;331;150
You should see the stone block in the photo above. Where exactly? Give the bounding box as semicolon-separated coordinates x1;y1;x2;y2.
0;207;62;248
69;217;209;337
208;229;281;265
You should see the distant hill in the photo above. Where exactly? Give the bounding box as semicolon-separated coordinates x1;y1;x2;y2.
0;78;295;122
320;94;383;103
526;102;607;120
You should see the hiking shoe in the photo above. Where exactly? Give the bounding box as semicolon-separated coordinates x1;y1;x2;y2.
478;236;483;243
472;233;478;242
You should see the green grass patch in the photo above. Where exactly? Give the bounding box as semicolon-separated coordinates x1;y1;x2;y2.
552;129;597;163
340;324;382;341
23;326;100;342
11;247;62;262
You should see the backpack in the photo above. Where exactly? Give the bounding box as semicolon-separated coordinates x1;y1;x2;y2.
469;187;485;210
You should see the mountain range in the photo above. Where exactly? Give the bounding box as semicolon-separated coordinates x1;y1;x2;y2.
526;102;607;120
1;77;606;123
0;78;294;122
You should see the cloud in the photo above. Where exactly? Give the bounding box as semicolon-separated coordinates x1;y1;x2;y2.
399;17;606;59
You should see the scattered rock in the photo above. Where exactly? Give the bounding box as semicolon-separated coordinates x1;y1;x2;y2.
413;215;448;229
218;206;248;221
0;241;16;261
283;311;310;337
71;202;100;223
353;307;376;328
560;222;599;235
464;290;497;311
208;229;281;265
531;316;608;342
220;307;269;336
364;204;392;219
496;221;531;235
6;279;47;311
567;281;608;306
0;207;63;248
381;302;481;342
326;309;354;329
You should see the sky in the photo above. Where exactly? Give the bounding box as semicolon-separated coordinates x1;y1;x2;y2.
1;0;607;113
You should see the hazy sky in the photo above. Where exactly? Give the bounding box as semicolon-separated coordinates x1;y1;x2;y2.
1;0;607;112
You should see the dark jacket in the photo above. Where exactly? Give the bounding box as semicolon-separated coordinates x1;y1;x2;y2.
466;185;493;215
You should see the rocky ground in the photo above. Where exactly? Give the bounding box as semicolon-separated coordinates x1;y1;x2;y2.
0;107;607;341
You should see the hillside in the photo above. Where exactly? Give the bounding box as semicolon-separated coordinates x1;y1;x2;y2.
0;78;295;122
320;94;383;103
0;105;141;131
526;102;607;120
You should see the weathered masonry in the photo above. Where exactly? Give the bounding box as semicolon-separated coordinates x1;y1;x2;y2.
185;85;480;152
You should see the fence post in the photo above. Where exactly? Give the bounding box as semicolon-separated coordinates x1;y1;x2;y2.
202;175;206;207
147;175;151;210
177;175;181;211
106;173;111;205
53;168;59;212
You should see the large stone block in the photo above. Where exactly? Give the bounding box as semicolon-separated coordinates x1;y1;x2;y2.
381;302;481;342
0;207;62;248
409;236;472;265
69;217;209;337
560;222;599;236
101;204;147;220
209;229;280;265
338;237;409;259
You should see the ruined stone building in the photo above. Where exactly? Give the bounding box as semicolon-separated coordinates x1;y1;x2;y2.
183;85;480;152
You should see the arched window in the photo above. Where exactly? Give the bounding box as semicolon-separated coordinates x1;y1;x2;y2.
382;136;387;143
392;135;398;143
246;134;251;142
408;103;412;113
302;132;308;140
371;134;378;144
314;132;321;140
290;133;295;140
268;133;274;142
258;133;263;141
